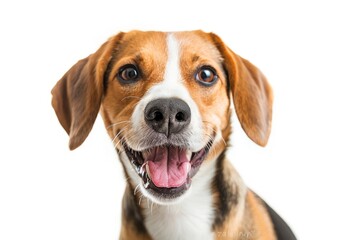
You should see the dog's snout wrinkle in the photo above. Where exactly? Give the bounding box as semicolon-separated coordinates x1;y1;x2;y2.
144;98;191;136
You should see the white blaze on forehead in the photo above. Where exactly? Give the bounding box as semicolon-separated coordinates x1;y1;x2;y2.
130;33;205;152
146;33;189;97
164;33;182;90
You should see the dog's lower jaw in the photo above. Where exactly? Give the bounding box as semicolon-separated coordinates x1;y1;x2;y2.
120;137;213;204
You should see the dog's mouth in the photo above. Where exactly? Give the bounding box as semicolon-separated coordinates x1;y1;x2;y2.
122;140;213;199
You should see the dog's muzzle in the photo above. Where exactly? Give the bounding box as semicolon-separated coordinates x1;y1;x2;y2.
122;98;213;200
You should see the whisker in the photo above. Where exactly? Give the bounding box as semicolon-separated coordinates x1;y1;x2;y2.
110;125;130;149
150;201;154;215
113;127;131;150
147;198;150;209
114;139;123;150
139;194;143;206
120;95;141;102
111;130;123;144
134;184;141;195
106;120;131;130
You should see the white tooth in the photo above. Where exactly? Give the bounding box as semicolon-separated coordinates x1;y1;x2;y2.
146;163;151;180
139;162;146;176
186;150;192;161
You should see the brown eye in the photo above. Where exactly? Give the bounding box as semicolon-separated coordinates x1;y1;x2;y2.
195;67;218;86
117;64;139;83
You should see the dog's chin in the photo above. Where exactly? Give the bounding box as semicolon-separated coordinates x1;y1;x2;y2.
122;140;213;205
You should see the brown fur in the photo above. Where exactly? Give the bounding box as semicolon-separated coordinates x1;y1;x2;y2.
210;33;273;147
52;30;276;240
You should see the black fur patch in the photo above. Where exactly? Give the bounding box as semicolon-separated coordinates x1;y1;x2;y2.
103;41;123;94
121;186;148;234
222;65;231;97
117;149;148;234
212;150;240;228
255;194;297;240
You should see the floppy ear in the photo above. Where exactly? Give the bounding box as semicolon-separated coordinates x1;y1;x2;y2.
210;33;273;146
51;33;123;150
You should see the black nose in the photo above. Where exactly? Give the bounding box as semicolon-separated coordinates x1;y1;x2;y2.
144;98;191;136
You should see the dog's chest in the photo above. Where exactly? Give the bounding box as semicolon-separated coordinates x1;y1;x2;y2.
144;193;214;240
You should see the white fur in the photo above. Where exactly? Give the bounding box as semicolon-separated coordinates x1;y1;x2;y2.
119;135;216;240
121;33;221;239
130;33;206;152
143;159;216;240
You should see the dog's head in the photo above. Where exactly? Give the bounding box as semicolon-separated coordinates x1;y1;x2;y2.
52;30;272;204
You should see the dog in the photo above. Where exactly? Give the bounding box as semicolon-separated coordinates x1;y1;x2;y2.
52;30;296;240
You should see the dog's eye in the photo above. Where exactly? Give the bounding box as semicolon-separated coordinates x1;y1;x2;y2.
195;67;218;86
117;65;139;83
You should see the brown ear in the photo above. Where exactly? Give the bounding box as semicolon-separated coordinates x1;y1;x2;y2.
51;33;123;150
210;33;273;146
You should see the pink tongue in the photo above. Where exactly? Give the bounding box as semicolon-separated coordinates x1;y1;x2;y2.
146;146;191;188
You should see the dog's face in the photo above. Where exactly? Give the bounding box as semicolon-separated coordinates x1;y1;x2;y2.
101;32;230;203
52;30;272;204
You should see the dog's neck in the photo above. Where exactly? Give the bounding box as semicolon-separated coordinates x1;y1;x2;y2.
120;150;247;240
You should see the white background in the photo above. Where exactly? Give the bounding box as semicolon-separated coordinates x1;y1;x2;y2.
0;0;359;239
